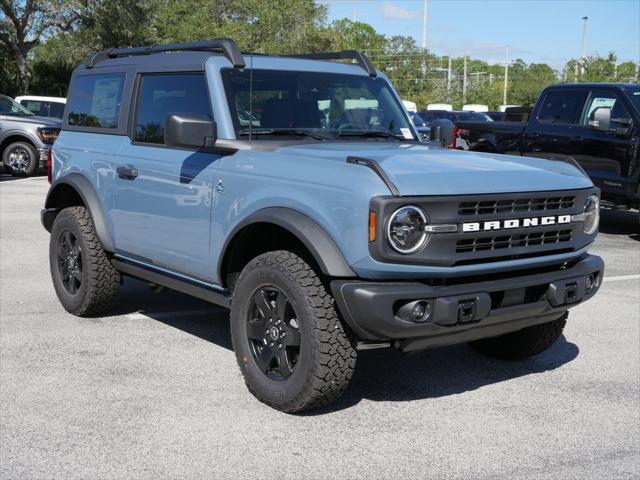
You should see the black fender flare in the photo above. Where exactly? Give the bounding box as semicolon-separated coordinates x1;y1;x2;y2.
218;207;356;279
44;173;114;252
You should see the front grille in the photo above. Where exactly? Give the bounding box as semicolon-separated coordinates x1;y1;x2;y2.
456;229;572;253
458;196;575;215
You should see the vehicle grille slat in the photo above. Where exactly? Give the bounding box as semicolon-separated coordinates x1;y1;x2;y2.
456;229;573;253
458;195;575;215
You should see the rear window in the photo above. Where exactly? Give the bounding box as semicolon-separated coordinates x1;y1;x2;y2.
537;90;587;125
67;73;125;128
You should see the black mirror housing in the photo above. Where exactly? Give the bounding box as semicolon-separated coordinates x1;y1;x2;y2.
429;118;455;147
165;113;216;149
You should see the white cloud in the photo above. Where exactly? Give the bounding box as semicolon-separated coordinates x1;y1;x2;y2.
381;2;418;21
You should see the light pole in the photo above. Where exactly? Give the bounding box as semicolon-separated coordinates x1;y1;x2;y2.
503;46;509;106
580;16;588;77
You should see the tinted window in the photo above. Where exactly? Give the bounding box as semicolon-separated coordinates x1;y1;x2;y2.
537;91;586;124
134;74;211;144
20;100;65;118
67;74;125;128
582;91;630;129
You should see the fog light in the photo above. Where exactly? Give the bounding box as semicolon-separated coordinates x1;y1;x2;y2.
586;274;594;293
586;272;600;293
412;301;431;322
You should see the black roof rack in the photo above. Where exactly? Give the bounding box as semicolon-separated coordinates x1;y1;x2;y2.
84;39;376;77
85;38;246;69
288;50;377;77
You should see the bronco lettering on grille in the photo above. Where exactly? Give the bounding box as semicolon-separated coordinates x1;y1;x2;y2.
462;215;571;232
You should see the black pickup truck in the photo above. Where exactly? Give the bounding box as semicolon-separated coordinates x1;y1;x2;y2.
454;83;640;209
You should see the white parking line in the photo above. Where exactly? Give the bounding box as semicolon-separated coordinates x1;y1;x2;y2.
126;309;221;321
603;274;640;282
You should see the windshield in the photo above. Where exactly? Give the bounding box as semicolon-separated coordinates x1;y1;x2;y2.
455;112;493;122
0;95;34;116
221;69;416;140
626;88;640;113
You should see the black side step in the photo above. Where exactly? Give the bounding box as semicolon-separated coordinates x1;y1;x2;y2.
347;156;400;196
112;259;231;309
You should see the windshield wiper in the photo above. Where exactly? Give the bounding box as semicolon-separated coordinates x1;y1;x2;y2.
337;130;408;140
239;129;327;141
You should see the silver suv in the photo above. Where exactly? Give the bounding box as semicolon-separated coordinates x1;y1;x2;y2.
0;95;61;176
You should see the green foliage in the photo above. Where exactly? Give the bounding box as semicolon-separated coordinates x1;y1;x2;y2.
1;1;637;104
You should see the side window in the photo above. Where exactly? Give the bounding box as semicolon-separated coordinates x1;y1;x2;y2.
49;102;65;118
67;73;125;128
21;100;43;115
581;91;631;129
537;91;586;125
134;73;211;145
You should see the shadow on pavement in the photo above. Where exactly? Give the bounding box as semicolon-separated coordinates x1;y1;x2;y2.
113;278;578;413
599;208;639;240
0;167;46;182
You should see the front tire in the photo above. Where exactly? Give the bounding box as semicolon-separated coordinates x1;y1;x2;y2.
230;250;357;413
49;206;121;316
3;141;39;176
469;313;568;360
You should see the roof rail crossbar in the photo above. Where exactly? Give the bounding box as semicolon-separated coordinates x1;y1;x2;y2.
289;50;377;77
85;38;245;69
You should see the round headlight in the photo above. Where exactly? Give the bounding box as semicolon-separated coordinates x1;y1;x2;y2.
387;206;428;254
583;194;600;235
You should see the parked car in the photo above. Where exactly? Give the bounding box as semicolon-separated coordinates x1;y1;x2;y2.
0;94;61;176
453;83;640;209
462;104;489;112
418;109;494;127
15;95;66;119
42;39;603;413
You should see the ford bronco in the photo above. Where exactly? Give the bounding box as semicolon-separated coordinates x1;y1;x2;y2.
42;39;604;413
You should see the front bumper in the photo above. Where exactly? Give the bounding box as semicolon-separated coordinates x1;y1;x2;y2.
331;254;604;352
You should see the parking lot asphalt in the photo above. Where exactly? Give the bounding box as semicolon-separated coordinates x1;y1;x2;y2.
1;175;638;480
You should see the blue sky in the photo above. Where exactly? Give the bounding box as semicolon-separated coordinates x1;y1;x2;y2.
321;0;640;68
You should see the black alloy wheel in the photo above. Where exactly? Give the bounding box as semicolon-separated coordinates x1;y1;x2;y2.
246;286;301;380
56;229;83;295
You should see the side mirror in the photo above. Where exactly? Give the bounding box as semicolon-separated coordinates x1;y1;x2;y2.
165;113;216;149
589;107;611;132
429;119;455;147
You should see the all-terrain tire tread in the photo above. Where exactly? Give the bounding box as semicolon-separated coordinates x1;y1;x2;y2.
233;250;357;413
52;206;120;316
469;314;567;360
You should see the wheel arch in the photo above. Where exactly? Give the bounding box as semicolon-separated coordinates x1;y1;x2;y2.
218;207;355;288
43;174;114;252
0;133;38;157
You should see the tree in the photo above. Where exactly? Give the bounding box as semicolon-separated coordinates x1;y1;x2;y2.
328;18;385;52
0;0;81;90
152;0;330;54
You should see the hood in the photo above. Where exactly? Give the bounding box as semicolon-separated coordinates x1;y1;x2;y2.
276;142;593;196
0;114;61;127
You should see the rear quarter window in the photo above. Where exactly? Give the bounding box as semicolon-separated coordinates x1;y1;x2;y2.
67;73;125;128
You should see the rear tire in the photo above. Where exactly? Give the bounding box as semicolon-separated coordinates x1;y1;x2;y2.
49;206;120;316
230;250;357;413
3;141;39;176
469;313;567;360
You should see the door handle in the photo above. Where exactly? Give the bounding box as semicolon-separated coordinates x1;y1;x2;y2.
116;166;139;180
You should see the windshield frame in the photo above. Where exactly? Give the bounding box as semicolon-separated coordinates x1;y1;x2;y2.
0;95;35;116
220;68;418;142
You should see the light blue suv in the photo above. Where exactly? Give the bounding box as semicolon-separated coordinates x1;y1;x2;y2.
42;39;604;412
